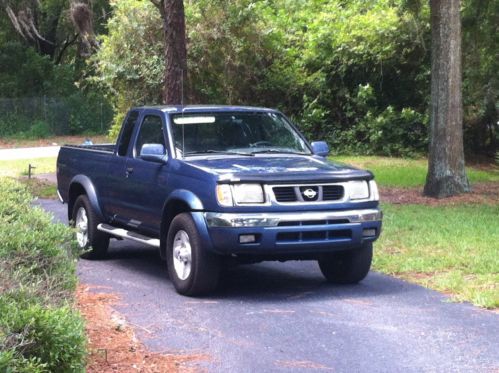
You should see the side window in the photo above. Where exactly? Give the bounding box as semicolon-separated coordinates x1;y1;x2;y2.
117;111;138;156
135;115;166;157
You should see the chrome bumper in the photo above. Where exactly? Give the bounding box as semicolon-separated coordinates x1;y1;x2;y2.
204;209;382;228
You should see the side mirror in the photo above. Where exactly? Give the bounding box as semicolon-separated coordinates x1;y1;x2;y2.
140;143;168;163
311;141;330;157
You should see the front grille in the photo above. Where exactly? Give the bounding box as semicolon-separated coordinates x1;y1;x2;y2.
272;184;345;203
322;185;344;201
277;219;349;227
276;229;351;242
273;187;297;202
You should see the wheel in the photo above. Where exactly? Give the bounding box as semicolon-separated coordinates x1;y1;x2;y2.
72;195;109;259
166;213;220;296
318;243;373;284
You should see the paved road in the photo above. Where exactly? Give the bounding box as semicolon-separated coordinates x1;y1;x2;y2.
40;199;499;372
0;145;60;160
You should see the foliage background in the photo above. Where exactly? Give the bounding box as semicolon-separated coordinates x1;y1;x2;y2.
0;0;497;157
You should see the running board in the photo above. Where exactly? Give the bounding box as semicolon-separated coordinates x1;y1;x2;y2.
97;224;160;248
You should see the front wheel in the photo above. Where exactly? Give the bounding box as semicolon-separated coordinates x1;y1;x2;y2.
318;243;373;284
166;213;220;296
71;195;109;259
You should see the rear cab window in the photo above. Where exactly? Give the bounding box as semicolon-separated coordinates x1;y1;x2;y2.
117;111;139;156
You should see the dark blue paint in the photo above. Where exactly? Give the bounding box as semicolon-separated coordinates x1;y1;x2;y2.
57;106;381;255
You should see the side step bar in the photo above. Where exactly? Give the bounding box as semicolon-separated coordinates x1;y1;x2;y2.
97;223;160;248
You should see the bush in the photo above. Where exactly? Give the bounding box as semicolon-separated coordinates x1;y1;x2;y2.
0;178;86;372
330;106;428;157
0;114;33;138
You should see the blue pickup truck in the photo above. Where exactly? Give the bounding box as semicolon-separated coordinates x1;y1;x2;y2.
57;106;382;295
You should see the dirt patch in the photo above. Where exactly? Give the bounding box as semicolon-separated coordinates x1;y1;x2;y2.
19;177;57;199
381;182;499;205
76;284;208;372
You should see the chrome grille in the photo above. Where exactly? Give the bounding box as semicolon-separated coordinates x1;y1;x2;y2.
271;184;345;203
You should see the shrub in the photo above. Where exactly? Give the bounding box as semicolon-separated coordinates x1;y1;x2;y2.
330;106;429;157
0;178;86;372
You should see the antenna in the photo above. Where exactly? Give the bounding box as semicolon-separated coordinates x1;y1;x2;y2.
181;69;185;158
181;68;184;108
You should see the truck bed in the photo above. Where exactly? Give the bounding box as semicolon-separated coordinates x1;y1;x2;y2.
62;143;116;153
57;143;117;206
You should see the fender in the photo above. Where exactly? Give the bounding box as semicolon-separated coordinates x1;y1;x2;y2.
159;190;207;259
191;211;215;253
164;189;204;211
68;175;105;221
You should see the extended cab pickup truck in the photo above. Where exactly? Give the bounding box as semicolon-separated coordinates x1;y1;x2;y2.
57;106;382;295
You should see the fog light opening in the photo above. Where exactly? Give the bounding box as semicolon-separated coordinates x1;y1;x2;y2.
362;228;376;237
239;234;257;244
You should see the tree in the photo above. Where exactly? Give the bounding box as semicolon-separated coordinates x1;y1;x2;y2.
151;0;187;105
2;0;109;63
423;0;470;197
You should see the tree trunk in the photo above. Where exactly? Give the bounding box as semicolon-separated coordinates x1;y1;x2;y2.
424;0;470;198
161;0;187;105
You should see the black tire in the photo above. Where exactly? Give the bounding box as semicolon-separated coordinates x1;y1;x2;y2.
71;195;109;259
166;213;220;296
318;243;373;284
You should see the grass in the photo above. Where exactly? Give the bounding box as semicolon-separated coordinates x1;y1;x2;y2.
332;155;499;187
0;157;56;177
375;203;499;308
20;178;58;199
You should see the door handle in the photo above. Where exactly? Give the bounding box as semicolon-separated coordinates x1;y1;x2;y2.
125;167;134;178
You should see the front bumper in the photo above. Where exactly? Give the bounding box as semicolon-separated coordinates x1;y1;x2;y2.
203;209;382;255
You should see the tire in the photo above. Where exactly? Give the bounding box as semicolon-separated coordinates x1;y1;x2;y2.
318;243;373;284
166;213;220;296
71;195;109;259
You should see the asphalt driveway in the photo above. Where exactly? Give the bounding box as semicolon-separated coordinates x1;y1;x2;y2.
39;199;499;372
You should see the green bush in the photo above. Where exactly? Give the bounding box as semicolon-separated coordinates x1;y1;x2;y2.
330;106;429;157
0;178;86;372
0;115;33;138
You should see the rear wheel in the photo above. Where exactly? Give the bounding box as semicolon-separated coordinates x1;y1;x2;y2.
71;195;109;259
167;213;220;296
318;243;373;284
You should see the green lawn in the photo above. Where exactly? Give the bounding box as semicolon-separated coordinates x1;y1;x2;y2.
332;156;499;308
375;203;499;308
0;157;56;177
332;155;499;187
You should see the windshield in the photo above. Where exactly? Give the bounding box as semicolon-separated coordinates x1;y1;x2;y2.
171;112;311;157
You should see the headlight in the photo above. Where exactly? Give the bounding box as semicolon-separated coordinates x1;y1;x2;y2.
216;184;265;206
349;180;369;200
216;184;233;206
369;180;379;201
233;184;265;204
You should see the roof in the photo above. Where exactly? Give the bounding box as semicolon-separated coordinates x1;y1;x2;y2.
133;105;278;114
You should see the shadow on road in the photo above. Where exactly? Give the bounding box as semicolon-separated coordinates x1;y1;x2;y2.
90;241;414;303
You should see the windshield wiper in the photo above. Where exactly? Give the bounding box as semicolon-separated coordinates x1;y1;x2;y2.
185;150;254;157
251;149;309;155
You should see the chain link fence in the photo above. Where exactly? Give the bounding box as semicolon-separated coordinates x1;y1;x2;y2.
0;96;113;137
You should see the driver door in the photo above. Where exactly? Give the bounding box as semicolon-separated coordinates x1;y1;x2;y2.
122;113;170;235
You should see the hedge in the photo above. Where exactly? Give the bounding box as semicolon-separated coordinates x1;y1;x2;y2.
0;178;86;372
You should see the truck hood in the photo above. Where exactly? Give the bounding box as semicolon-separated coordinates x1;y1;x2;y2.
184;155;372;183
